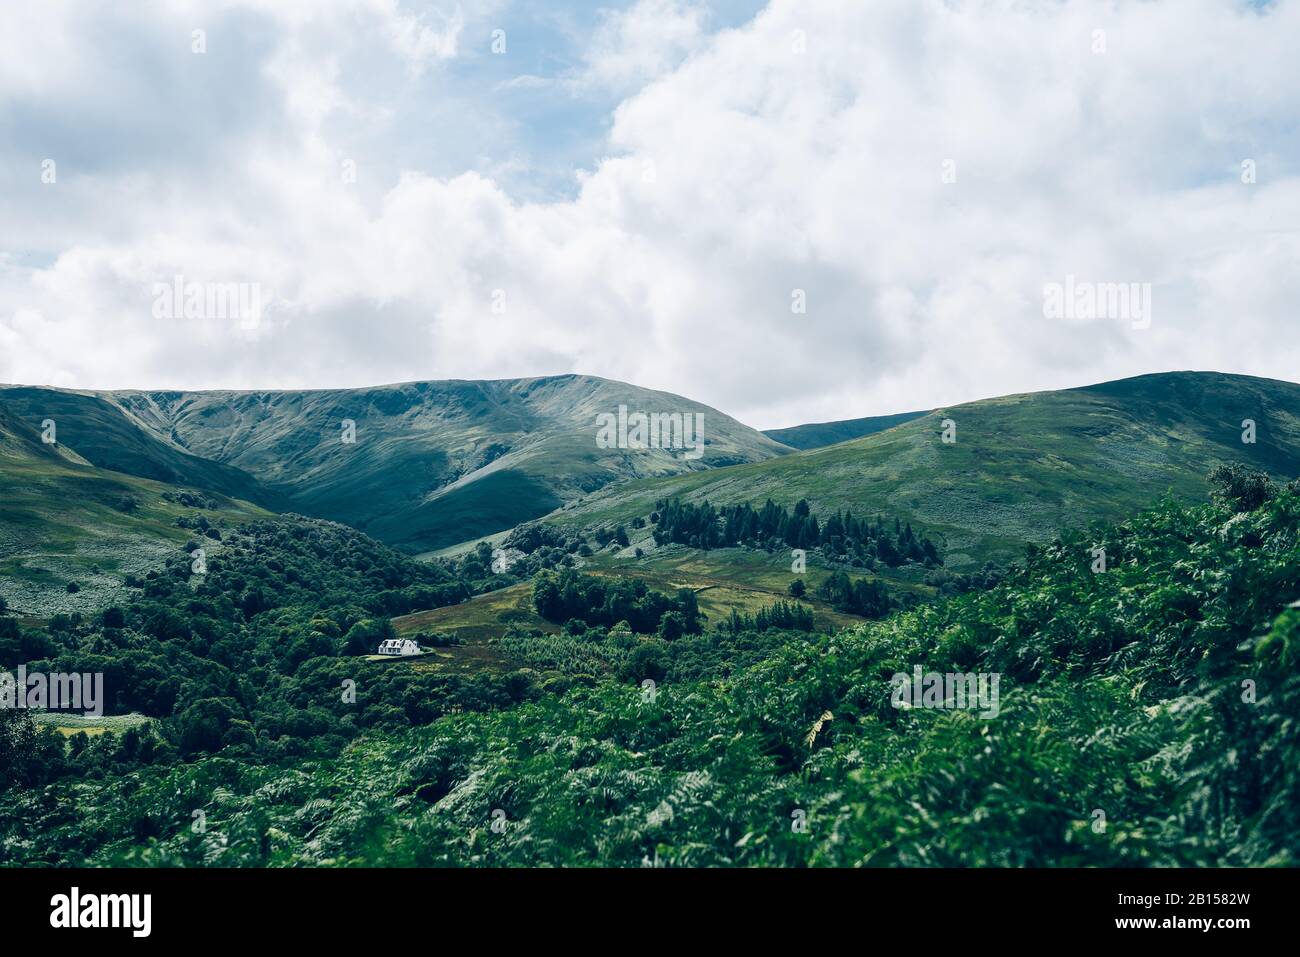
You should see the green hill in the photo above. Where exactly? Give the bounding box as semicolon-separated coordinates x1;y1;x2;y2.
763;409;927;450
2;375;789;554
0;386;274;505
6;370;1297;579
0;402;270;616
543;372;1300;568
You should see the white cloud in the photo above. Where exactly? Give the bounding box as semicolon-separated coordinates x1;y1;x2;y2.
2;0;1299;429
385;2;465;75
578;0;708;94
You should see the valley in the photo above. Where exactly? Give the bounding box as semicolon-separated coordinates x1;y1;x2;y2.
2;369;1298;869
4;368;1297;624
6;0;1297;892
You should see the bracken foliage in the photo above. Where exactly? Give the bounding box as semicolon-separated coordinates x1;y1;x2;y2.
1;481;1296;866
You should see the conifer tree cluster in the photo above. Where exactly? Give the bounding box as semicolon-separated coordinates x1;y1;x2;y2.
716;599;815;633
650;498;941;567
815;571;894;618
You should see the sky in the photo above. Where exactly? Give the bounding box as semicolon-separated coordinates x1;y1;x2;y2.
1;0;1297;430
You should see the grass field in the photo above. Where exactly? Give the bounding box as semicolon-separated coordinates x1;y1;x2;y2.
30;712;152;737
586;543;931;593
389;584;553;673
412;529;510;562
0;449;270;616
362;647;519;674
393;582;557;641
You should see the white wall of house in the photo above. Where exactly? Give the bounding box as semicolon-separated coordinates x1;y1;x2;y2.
377;639;422;656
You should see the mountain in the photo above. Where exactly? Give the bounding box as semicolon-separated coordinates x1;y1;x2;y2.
763;409;928;450
541;372;1300;568
1;375;791;554
8;369;1296;578
0;401;270;616
0;386;274;505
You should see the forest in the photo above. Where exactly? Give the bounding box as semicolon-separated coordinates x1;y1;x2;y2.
0;517;534;778
650;497;943;567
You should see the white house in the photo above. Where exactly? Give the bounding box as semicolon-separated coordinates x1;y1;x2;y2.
377;638;422;656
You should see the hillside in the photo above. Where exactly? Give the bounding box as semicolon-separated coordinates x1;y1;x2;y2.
8;468;1296;866
0;402;271;616
543;372;1300;568
763;409;927;450
2;375;790;554
0;387;274;506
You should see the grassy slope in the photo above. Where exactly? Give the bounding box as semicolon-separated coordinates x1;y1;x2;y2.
581;552;878;631
0;386;274;506
542;372;1300;569
763;409;928;450
393;582;554;643
398;559;870;640
32;713;152;737
0;404;271;616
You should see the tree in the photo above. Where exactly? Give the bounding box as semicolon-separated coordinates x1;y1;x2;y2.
177;698;246;756
674;588;702;633
1208;464;1274;511
618;643;667;684
532;574;563;621
240;587;270;618
787;579;806;599
657;611;686;642
0;710;48;791
343;618;395;656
